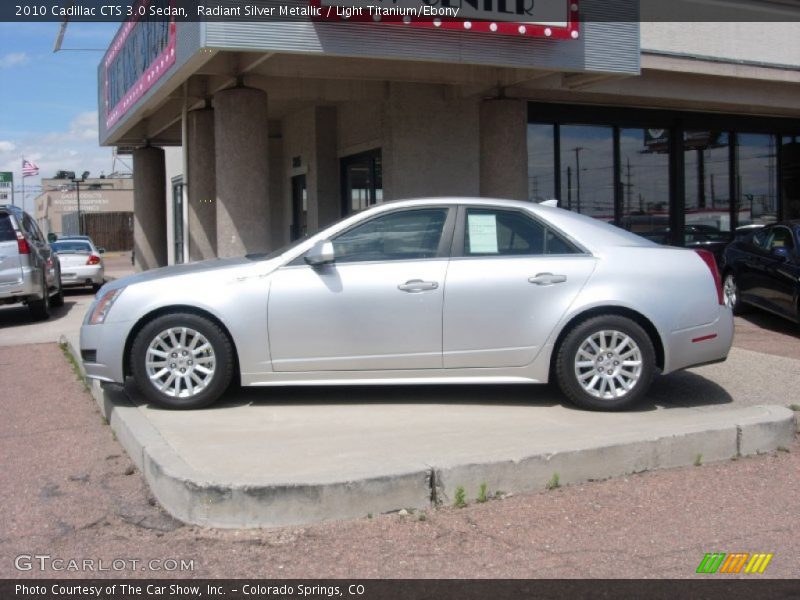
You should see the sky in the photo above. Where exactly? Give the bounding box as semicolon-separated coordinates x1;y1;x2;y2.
0;21;122;211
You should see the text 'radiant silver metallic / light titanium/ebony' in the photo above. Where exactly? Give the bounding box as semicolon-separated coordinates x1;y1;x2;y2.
79;198;733;411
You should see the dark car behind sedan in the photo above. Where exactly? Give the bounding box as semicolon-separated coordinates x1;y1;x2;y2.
721;221;800;324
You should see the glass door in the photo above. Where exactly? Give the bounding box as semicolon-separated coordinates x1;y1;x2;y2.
341;149;382;216
290;174;307;242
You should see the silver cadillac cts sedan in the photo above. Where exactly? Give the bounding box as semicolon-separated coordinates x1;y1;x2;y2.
80;198;733;411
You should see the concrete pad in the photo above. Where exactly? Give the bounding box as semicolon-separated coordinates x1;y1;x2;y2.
65;335;796;529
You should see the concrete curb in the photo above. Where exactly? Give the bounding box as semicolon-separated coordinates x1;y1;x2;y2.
61;337;797;529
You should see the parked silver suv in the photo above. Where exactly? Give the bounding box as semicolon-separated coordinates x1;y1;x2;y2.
0;205;63;319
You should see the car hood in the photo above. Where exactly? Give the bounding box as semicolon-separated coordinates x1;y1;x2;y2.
102;256;278;292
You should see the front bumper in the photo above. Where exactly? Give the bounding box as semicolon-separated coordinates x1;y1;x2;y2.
663;306;735;374
80;319;131;384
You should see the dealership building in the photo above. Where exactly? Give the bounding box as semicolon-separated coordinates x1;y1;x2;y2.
95;1;800;269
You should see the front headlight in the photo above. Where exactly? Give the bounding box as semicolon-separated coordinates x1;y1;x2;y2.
88;287;125;325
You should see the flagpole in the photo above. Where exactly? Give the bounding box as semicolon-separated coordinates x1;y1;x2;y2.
21;156;25;213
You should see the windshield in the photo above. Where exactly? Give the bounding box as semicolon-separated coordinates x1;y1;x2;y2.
52;241;93;253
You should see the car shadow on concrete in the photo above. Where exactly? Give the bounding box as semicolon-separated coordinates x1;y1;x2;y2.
739;310;800;339
0;294;83;329
131;368;732;414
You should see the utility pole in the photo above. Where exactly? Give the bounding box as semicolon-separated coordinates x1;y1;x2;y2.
71;174;85;236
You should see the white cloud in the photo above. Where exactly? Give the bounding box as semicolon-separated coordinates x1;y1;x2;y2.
0;111;115;209
0;52;30;68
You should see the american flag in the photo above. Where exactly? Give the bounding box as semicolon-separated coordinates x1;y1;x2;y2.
22;159;39;177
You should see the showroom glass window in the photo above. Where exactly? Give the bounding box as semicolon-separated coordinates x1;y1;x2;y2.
332;208;447;263
527;104;799;248
619;128;671;242
527;124;556;201
736;134;778;227
782;135;800;220
684;131;731;245
559;125;615;222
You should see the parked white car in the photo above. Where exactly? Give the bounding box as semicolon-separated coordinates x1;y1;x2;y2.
80;198;733;411
51;237;105;291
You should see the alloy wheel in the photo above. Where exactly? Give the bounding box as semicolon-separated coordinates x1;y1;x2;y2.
145;327;216;398
573;330;643;400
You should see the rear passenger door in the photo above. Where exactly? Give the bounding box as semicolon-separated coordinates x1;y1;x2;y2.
442;206;597;369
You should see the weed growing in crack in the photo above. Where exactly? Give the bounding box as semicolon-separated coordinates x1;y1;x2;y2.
453;486;467;508
546;472;560;490
477;482;488;503
694;453;703;467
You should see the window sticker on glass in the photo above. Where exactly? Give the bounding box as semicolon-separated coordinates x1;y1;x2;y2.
468;213;499;254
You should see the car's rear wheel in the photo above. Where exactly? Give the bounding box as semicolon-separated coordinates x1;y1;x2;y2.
130;313;233;409
555;315;656;411
28;272;51;320
723;272;747;315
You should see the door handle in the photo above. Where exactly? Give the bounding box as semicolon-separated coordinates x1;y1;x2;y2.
398;279;439;293
528;273;567;286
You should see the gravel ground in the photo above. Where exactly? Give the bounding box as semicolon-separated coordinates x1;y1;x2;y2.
0;342;798;580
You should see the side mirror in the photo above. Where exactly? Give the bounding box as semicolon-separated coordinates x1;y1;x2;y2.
47;233;58;243
770;246;790;261
98;248;106;254
304;240;334;266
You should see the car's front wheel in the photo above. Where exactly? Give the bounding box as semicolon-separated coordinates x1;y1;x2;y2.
555;315;656;411
130;313;233;409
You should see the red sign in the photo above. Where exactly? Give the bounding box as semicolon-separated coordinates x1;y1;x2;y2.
311;0;580;40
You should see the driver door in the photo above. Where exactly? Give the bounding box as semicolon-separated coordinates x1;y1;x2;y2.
267;207;454;372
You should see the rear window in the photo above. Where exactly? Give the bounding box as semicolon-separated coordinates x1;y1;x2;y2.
0;214;16;242
52;241;92;253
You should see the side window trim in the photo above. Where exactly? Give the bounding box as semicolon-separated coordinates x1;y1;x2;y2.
288;206;456;267
451;205;588;258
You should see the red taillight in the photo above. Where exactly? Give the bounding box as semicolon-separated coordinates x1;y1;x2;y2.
86;255;101;265
16;231;30;254
695;249;724;305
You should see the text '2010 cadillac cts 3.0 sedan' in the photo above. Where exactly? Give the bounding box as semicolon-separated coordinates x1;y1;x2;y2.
80;198;733;411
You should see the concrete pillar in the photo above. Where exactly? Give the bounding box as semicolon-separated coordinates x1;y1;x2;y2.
187;108;217;261
214;87;270;257
133;146;167;271
479;99;528;201
311;106;340;230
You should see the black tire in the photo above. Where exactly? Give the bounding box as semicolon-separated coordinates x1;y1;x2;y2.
555;315;656;411
722;272;747;316
91;283;102;293
28;272;51;320
130;312;234;410
51;274;64;308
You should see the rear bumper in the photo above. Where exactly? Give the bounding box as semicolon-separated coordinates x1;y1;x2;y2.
61;265;104;287
663;306;734;374
79;319;130;384
0;267;42;302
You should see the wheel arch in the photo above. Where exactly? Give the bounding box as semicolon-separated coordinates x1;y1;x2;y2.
548;305;665;378
122;305;241;382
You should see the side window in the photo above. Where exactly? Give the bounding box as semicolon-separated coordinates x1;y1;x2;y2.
331;208;448;264
0;214;16;242
464;209;579;257
767;227;795;251
752;228;769;249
